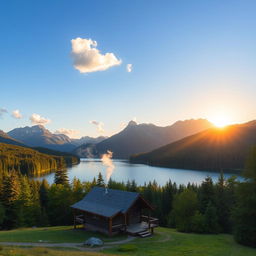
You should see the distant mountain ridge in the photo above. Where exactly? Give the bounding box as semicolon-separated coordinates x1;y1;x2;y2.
7;125;104;152
74;119;214;159
130;121;256;173
0;129;26;147
71;136;107;146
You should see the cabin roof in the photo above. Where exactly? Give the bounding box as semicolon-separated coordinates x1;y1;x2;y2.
71;186;143;218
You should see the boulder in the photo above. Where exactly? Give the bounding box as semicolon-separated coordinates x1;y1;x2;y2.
84;237;104;247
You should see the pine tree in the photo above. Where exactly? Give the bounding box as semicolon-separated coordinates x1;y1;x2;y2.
204;202;219;233
1;172;21;228
54;169;69;186
96;172;105;187
233;146;256;247
198;176;215;213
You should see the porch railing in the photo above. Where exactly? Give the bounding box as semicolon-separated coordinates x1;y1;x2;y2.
141;215;159;226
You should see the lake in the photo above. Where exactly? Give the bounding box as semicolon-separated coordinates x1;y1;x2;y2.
36;158;242;186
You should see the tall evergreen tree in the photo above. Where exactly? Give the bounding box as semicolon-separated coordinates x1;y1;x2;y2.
54;169;69;186
204;201;219;233
233;147;256;247
96;172;105;187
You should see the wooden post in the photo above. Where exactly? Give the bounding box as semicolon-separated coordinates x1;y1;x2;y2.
148;212;151;229
73;210;76;229
109;217;112;236
124;213;127;232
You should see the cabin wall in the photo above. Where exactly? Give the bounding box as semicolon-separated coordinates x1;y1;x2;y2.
127;200;141;224
112;213;124;226
84;212;109;234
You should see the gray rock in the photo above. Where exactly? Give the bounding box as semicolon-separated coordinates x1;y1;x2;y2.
84;237;104;247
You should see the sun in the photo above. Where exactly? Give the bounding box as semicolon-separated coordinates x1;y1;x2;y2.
209;114;232;128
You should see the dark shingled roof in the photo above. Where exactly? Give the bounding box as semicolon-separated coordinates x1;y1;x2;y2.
71;187;140;218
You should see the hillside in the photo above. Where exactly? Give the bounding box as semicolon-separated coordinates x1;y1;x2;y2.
0;130;26;147
0;143;79;175
74;119;213;159
8;125;76;152
130;121;256;172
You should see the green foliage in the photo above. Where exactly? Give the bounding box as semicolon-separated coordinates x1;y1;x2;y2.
96;172;105;187
204;202;219;233
172;189;198;232
190;211;205;233
0;143;79;176
233;148;256;247
54;169;69;186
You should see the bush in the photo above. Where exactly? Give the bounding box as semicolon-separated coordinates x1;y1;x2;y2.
191;211;205;233
172;189;199;232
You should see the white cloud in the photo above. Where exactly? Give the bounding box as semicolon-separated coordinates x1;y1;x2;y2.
0;108;8;118
55;128;80;138
71;37;122;73
12;109;22;119
30;113;51;125
126;64;132;72
89;120;105;134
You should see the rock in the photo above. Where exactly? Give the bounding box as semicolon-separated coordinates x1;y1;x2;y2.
84;237;104;247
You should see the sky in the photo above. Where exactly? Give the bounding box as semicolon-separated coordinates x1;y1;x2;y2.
0;0;256;138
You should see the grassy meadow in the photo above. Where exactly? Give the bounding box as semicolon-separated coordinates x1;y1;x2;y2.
0;226;124;243
0;226;255;256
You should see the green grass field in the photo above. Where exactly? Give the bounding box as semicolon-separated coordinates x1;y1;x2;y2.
104;227;256;256
0;226;255;256
0;226;124;243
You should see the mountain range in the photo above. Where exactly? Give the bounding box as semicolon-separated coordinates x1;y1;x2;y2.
130;120;256;172
74;119;214;159
7;125;106;152
0;129;26;147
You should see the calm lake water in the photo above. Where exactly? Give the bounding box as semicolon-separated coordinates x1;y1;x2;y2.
36;158;242;186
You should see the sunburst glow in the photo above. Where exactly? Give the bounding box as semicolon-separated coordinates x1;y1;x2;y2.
209;114;232;128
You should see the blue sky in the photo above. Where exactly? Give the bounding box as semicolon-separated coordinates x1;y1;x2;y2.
0;0;256;137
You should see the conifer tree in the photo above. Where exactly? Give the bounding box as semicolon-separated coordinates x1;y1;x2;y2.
233;147;256;247
96;172;105;187
204;201;219;233
54;169;69;186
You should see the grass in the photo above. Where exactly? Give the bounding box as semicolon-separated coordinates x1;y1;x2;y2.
0;226;255;256
0;226;126;243
104;227;256;256
0;246;117;256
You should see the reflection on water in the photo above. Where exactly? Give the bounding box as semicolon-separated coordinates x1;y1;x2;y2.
34;158;242;186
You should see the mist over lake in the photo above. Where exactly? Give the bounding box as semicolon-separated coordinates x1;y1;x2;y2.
36;158;242;186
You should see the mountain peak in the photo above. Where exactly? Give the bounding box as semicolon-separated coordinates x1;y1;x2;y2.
127;120;137;127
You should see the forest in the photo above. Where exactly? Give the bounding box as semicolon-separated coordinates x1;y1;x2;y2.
0;146;255;248
0;143;79;175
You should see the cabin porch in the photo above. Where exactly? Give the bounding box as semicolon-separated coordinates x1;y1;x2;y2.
74;212;159;237
125;216;159;236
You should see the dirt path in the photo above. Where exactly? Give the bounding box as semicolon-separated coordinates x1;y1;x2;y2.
0;236;136;252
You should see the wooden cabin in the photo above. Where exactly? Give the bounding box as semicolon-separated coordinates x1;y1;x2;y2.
71;186;159;237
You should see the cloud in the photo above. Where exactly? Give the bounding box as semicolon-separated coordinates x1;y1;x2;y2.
30;113;51;125
71;37;122;73
0;108;8;118
126;64;132;72
89;120;105;134
55;128;80;138
12;109;22;119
